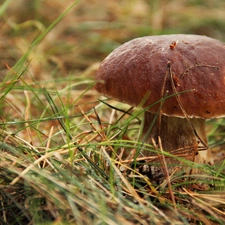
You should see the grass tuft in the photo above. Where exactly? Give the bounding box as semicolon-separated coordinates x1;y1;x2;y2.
1;0;225;224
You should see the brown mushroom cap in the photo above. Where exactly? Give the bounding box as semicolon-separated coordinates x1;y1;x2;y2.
95;34;225;119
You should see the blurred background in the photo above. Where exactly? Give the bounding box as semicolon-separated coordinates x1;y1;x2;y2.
1;0;225;81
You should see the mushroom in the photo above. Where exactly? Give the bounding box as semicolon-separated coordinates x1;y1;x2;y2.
95;34;225;175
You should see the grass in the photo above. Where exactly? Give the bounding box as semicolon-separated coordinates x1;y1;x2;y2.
1;0;225;224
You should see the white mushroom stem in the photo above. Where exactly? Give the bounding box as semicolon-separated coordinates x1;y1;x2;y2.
142;111;213;173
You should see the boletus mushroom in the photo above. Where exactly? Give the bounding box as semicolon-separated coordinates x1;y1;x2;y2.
95;34;225;176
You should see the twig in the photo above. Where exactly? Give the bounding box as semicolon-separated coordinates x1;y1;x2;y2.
158;63;170;136
152;137;177;211
168;62;208;150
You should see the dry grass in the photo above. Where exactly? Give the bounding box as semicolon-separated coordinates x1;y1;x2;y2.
0;0;225;224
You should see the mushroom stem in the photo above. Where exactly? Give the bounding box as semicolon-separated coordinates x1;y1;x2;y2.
142;111;213;173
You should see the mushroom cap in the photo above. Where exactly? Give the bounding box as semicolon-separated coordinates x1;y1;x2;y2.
95;34;225;119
